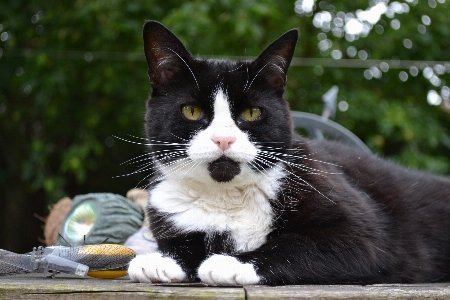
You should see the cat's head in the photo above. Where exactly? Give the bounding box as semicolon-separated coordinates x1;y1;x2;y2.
143;21;298;185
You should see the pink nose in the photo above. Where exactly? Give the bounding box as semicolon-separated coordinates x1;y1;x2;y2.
212;135;236;151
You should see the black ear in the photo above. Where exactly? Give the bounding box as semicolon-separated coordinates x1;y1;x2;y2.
252;29;299;89
143;21;194;86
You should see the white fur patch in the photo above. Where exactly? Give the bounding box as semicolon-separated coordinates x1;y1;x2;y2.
187;89;257;163
128;252;186;283
150;163;284;252
198;254;260;285
151;88;286;253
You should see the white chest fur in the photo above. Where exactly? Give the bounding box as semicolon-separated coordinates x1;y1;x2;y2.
149;165;283;253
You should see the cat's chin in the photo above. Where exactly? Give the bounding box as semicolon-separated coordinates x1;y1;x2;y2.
207;156;241;183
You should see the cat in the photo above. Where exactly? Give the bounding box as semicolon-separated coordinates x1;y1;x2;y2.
127;20;450;285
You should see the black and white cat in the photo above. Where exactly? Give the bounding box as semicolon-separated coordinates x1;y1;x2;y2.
127;20;450;285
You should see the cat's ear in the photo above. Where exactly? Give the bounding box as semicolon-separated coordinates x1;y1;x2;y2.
143;21;193;86
252;29;299;89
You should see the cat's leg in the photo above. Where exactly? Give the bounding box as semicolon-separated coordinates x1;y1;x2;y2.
198;231;385;285
128;233;206;283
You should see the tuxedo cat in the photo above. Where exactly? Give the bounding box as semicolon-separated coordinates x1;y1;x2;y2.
127;20;450;285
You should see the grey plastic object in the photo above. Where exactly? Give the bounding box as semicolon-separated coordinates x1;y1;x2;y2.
0;247;89;277
291;111;372;154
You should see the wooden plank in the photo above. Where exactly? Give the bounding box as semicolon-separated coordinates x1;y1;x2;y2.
0;274;245;300
4;274;450;299
244;283;450;300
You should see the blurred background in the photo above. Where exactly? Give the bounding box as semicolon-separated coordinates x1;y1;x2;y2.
1;0;449;253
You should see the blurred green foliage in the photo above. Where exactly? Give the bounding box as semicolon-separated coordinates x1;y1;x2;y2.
1;0;449;251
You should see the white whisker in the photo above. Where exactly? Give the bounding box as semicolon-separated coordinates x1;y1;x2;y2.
249;161;291;210
123;150;185;166
149;158;193;186
120;152;152;165
244;62;269;92
164;130;190;142
243;61;250;91
122;152;185;179
164;47;199;90
226;63;244;73
258;149;342;168
113;135;188;146
181;160;203;180
135;168;160;189
114;160;156;179
257;151;338;176
254;156;336;204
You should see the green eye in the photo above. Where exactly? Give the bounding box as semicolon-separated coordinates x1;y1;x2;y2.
182;105;204;121
241;107;262;121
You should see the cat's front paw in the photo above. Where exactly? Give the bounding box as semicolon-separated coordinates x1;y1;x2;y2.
198;254;260;285
128;252;186;283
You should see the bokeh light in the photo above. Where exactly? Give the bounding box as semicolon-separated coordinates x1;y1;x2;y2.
294;0;449;107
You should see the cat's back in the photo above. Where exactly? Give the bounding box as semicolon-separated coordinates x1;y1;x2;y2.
307;137;450;207
297;137;450;281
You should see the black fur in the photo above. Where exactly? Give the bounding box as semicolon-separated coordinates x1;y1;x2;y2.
141;20;450;285
208;157;241;182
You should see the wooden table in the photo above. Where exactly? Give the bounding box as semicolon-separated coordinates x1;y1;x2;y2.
2;274;450;299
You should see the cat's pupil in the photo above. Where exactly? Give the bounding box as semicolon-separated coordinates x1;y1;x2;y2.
182;105;203;121
242;108;261;121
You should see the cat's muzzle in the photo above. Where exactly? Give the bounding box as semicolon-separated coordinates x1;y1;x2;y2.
207;157;241;182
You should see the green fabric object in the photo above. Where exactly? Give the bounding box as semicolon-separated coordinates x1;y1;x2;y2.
56;193;144;246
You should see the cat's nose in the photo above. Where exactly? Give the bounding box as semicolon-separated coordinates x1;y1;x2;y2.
212;135;236;152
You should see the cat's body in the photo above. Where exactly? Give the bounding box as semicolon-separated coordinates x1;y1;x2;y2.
127;21;450;285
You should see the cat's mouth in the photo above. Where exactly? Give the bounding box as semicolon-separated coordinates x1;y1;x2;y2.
207;157;241;182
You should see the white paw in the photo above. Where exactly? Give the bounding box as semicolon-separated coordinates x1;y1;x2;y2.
198;254;260;285
128;252;186;283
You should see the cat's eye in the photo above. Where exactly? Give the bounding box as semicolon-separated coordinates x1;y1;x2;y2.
241;107;262;121
181;105;204;121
